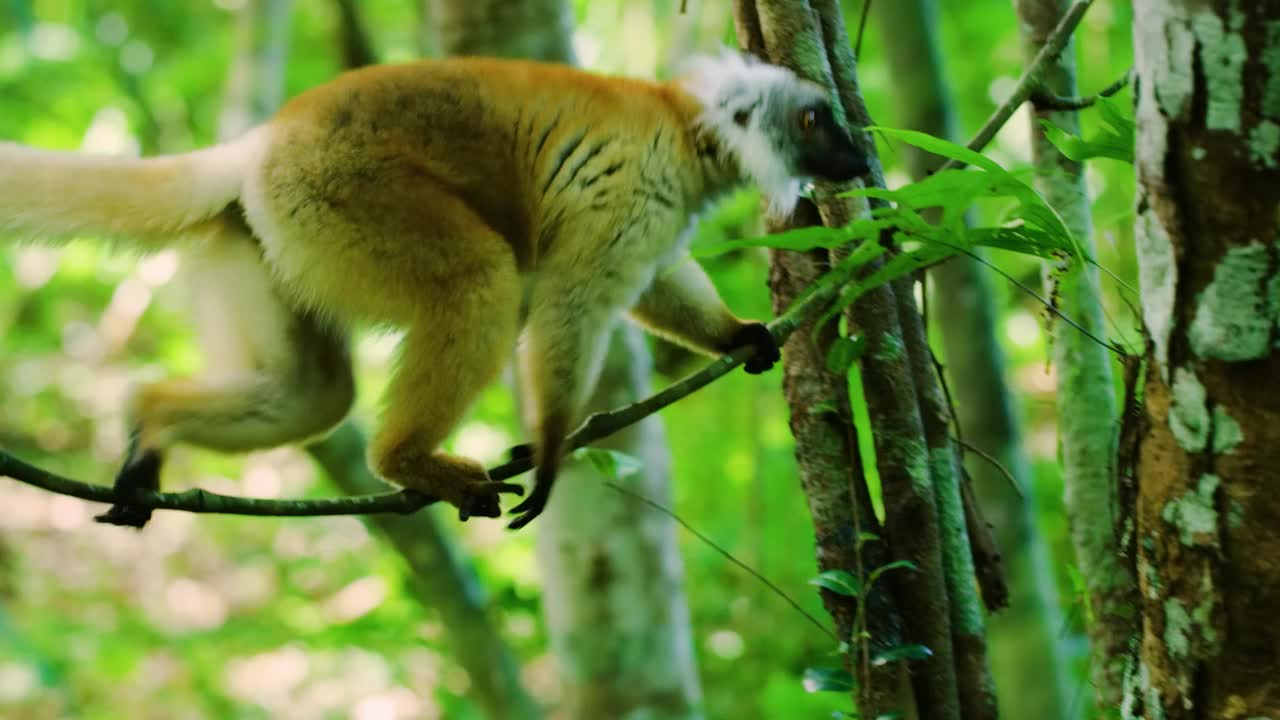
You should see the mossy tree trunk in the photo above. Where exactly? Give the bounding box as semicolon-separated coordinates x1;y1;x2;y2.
1012;0;1140;709
733;2;1001;717
876;1;1071;717
1129;1;1280;716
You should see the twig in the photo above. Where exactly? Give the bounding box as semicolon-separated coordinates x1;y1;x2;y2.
854;0;873;60
0;448;433;516
939;0;1095;172
954;438;1024;499
606;481;839;642
0;254;853;518
1030;68;1131;111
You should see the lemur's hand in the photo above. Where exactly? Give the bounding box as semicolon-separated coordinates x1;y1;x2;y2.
732;322;781;374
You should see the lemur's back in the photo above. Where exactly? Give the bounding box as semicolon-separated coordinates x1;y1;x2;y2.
259;59;699;267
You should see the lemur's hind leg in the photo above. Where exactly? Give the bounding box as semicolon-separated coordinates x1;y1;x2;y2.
98;233;354;527
366;240;525;521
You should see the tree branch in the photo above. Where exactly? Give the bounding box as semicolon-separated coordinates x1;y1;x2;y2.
938;0;1094;172
1029;68;1130;111
0;259;847;519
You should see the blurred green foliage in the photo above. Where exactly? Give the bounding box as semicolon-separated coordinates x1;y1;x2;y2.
0;0;1139;718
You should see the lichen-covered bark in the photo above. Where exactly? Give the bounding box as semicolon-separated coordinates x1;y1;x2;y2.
847;273;959;720
875;2;1072;715
813;3;972;716
766;220;904;717
897;290;998;720
1013;0;1140;709
1131;1;1280;716
732;3;968;718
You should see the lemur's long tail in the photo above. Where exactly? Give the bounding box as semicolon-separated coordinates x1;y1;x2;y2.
0;128;267;250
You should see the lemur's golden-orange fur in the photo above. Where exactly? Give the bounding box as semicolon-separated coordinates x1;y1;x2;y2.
0;55;864;528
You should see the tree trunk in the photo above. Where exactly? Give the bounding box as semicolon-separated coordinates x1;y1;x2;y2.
1012;0;1140;709
876;2;1071;717
216;0;290;141
1130;1;1280;716
426;1;705;717
767;230;906;718
733;2;1001;717
428;0;575;62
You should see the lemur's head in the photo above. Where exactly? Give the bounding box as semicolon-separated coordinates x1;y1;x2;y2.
681;51;868;216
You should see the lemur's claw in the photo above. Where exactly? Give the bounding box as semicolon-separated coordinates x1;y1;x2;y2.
507;483;552;530
456;481;524;522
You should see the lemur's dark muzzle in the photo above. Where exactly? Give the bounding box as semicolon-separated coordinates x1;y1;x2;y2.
809;133;869;183
824;143;869;182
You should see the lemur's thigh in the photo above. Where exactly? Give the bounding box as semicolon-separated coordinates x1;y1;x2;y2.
132;237;354;454
347;190;525;518
248;149;512;327
370;302;521;518
101;230;354;527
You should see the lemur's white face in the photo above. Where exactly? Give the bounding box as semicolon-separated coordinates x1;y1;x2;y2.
681;52;867;216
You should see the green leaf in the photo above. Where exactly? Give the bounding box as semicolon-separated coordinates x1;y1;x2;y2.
871;644;933;666
1066;564;1086;595
966;225;1075;259
810;570;861;597
868;126;1007;174
868;560;918;588
1039;96;1134;163
826;334;866;373
802;666;857;693
857;532;880;547
847;169;1012;221
573;448;643;480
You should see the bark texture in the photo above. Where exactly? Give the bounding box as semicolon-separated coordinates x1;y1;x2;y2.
733;2;1003;717
767;221;904;717
876;1;1071;716
1130;1;1280;716
1013;0;1140;709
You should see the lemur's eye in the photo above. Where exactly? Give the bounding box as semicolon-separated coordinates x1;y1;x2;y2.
733;109;751;127
799;108;818;131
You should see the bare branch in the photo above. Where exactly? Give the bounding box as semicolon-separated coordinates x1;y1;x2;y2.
939;0;1094;172
1030;68;1131;111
